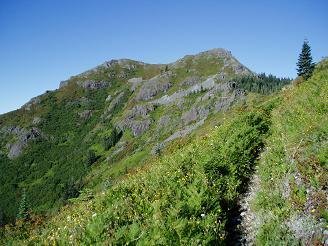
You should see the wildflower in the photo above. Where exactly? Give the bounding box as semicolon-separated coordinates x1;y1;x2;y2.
92;213;97;217
201;213;205;218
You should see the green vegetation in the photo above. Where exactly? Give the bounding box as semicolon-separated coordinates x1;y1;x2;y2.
16;189;30;220
297;40;315;80
0;100;272;244
103;128;123;151
86;150;97;167
0;49;326;244
253;59;328;244
234;73;291;94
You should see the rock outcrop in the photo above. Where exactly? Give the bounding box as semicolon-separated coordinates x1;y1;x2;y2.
129;119;153;137
32;117;42;125
181;105;210;125
59;80;69;88
22;96;41;111
179;76;201;86
136;74;172;101
163;119;205;144
128;77;143;91
77;80;109;90
103;92;126;118
5;127;42;159
118;104;155;136
78;110;93;120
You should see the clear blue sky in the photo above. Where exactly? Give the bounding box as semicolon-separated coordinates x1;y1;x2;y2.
0;0;327;114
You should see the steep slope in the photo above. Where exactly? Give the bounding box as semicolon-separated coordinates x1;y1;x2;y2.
3;50;324;245
1;92;273;244
0;48;255;225
242;59;328;244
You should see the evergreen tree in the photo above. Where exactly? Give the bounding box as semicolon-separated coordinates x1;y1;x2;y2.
297;40;315;80
103;127;123;151
87;149;97;166
16;188;30;220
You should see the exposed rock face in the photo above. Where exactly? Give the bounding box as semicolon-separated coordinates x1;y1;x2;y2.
77;80;109;90
1;126;25;135
105;95;112;102
22;96;41;111
6;127;42;159
102;92;126;119
151;142;165;155
136;74;172;101
102;59;140;71
152;76;218;105
223;57;251;76
118;118;152;137
128;104;155;118
118;104;155;137
181;105;210;125
59;80;69;88
179;76;201;86
164;119;205;143
181;108;198;125
32;117;42;125
128;77;143;91
77;59;143;79
129;119;152;137
157;115;171;129
78;110;93;120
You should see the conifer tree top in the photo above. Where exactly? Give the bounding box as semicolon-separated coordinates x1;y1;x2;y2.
297;40;315;79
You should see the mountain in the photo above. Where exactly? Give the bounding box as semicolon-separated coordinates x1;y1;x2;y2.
0;48;253;224
1;49;326;245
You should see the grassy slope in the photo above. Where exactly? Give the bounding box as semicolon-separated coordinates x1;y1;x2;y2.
0;52;230;226
1;55;324;245
253;60;328;244
1;98;272;244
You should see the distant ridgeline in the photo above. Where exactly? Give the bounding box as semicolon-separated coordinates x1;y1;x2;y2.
0;48;292;228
